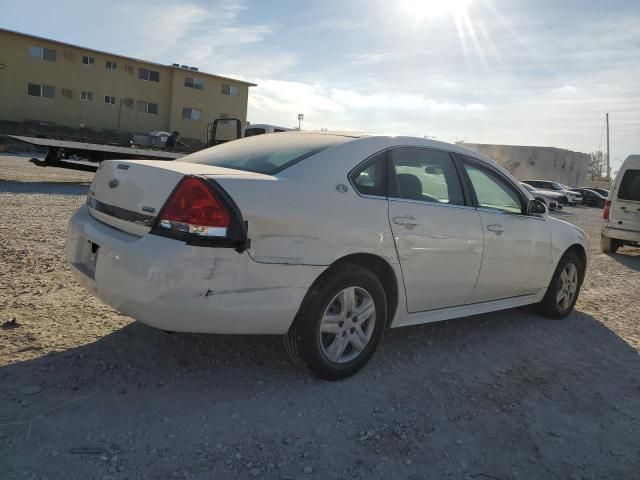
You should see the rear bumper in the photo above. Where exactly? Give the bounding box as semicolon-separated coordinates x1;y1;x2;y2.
602;225;640;244
66;205;325;334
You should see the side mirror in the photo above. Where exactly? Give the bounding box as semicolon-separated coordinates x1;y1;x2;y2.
527;199;547;215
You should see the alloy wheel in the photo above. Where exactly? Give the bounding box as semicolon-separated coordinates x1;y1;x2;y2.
556;263;578;310
319;286;376;364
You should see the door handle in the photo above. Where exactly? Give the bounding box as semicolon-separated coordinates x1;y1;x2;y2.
487;223;504;235
392;215;420;228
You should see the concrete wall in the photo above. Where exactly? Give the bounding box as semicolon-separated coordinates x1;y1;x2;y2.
0;29;254;143
459;143;589;187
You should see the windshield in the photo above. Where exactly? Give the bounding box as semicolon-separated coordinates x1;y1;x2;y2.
521;183;535;192
551;182;564;190
180;134;353;175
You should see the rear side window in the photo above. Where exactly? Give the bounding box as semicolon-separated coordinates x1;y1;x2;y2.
390;147;464;205
618;169;640;201
351;152;387;197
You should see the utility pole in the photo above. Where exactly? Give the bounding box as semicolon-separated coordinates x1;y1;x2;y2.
606;113;611;180
297;113;304;130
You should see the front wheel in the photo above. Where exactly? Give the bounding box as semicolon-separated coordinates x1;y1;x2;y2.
285;264;387;380
537;251;584;319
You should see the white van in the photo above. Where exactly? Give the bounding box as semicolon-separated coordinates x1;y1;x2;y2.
601;155;640;253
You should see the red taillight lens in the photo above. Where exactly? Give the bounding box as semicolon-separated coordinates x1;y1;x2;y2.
602;200;611;220
157;176;230;237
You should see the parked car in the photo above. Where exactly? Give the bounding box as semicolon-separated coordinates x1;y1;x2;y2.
570;188;607;208
588;187;610;197
523;180;582;205
66;133;590;380
520;182;562;210
601;155;640;253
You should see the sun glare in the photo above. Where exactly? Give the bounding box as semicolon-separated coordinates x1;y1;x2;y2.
399;0;471;20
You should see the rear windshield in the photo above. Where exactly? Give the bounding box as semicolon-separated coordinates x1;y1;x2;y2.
618;169;640;201
181;134;352;175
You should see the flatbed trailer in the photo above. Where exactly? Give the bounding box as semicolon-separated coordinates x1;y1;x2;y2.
4;135;186;172
3;118;244;173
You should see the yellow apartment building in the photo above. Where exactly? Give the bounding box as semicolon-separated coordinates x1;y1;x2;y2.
0;28;256;143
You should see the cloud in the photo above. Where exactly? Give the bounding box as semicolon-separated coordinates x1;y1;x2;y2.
116;3;210;59
247;80;488;135
115;0;274;72
294;18;365;33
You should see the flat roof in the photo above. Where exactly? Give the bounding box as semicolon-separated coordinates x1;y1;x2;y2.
0;28;257;87
459;142;588;155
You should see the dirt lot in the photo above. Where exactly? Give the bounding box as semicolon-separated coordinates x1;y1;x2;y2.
1;155;639;480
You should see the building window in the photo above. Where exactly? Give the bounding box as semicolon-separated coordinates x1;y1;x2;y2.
104;95;116;105
27;83;55;99
29;46;56;62
82;55;95;65
182;107;202;121
80;91;93;101
106;61;117;70
137;100;158;114
138;68;160;82
221;84;239;96
184;77;204;90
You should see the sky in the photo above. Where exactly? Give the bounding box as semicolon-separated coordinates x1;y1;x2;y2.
3;0;639;171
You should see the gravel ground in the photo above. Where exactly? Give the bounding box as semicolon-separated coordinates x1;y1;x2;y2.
0;155;639;480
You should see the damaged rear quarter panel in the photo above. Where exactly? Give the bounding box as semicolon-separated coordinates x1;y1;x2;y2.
219;178;397;266
211;139;400;268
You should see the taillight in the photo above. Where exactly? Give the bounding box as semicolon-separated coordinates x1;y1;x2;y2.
157;176;230;237
603;200;611;220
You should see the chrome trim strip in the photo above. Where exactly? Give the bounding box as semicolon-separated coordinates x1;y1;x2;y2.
87;197;155;226
388;197;477;211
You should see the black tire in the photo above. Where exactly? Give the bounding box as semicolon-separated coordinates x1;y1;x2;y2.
536;251;584;319
285;264;387;380
601;236;619;254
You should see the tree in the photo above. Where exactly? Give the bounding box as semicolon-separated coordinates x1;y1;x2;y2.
588;151;605;180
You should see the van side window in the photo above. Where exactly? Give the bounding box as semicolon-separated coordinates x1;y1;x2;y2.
618;169;640;201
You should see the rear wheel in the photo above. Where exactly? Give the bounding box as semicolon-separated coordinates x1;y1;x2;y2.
537;251;584;319
601;236;619;254
285;264;386;380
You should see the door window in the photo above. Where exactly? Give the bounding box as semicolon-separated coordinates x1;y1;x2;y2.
390;148;464;205
350;152;387;197
462;160;523;214
618;169;640;201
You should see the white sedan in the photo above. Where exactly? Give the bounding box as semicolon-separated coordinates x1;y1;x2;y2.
66;133;589;380
520;182;563;210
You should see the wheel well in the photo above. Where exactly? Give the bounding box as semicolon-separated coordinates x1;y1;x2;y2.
566;243;587;275
332;253;399;328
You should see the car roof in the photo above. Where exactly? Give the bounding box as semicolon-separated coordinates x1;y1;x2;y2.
281;131;500;161
620;155;640;169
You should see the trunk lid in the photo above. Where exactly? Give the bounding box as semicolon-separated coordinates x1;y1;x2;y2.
88;159;260;236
